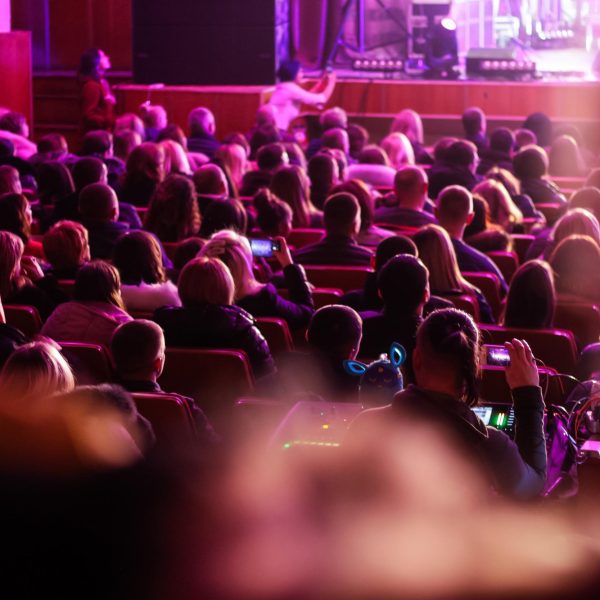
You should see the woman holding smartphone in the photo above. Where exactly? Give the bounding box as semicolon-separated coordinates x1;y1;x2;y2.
200;230;314;330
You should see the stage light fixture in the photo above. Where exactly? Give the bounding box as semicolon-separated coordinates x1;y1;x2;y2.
352;58;404;73
466;48;536;79
424;17;459;79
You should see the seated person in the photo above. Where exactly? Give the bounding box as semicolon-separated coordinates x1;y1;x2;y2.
111;319;218;444
345;145;396;188
113;231;180;313
187;107;220;158
436;185;508;294
351;308;547;500
42;261;132;347
374;166;438;228
293;192;373;266
478;128;514;176
193;164;229;214
240;143;289;197
80;130;125;190
513;145;566;205
462;106;488;153
253;189;293;239
0;192;44;259
428;140;481;199
201;230;313;330
359;254;429;383
78;182;129;260
0;165;22;195
42;220;90;280
153;257;275;378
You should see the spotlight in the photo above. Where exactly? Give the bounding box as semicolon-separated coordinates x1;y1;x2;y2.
424;18;459;79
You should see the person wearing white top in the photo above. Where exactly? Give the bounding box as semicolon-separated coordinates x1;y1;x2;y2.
268;60;336;131
121;280;181;312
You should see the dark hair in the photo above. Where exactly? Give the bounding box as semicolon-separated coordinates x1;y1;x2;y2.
73;260;125;309
549;135;584;177
378;254;428;313
254;188;292;237
321;128;347;152
307;305;362;358
347;123;369;159
222;132;250;158
308;153;338;210
513;145;548;180
78;183;117;221
323;192;359;236
78;48;103;80
249;125;281;159
257;143;287;172
72;157;106;191
81;130;112;156
113;231;166;285
277;59;301;82
490;128;514;154
0;193;31;242
504;260;555;329
0;112;27;135
36;161;75;205
445;140;478;167
375;235;417;271
111;319;164;377
156;124;187;148
0;138;15;159
0;166;21;195
570;187;600;220
37;133;67;154
357;146;388;166
173;237;205;273
270;165;314;228
433;136;459;162
331;179;375;231
462;107;485;136
417;308;480;406
199;199;247;238
145;174;200;242
523;112;553;147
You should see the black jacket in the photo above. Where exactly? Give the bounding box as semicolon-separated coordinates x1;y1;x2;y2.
237;264;314;330
427;162;481;199
83;219;130;260
293;234;373;267
520;178;567;205
153;303;275;378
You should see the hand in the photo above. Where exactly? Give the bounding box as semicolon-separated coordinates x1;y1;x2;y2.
504;339;539;390
272;236;293;268
21;256;44;281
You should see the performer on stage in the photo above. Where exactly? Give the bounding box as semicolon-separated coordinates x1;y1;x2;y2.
268;60;336;131
77;48;116;133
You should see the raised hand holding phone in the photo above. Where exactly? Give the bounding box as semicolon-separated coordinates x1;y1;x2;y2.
504;339;539;390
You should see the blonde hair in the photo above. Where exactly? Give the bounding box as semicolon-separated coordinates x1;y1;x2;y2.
178;256;235;307
381;132;415;169
413;225;476;295
391;109;424;144
0;341;75;409
472;179;523;230
552;208;600;249
215;143;247;197
159;139;192;176
0;230;26;298
200;230;255;300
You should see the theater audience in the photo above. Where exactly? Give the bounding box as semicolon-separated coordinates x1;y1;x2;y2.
159;139;193;177
199;198;247;238
307;152;339;210
352;308;546;499
428;140;481;199
154;257;275;377
240;142;288;197
293;192;372;266
253;188;293;238
462;107;488;152
570;187;600;220
42;220;90;280
477;127;514;175
114;112;146;140
119;142;165;207
42;261;132;347
305;107;348;159
270;165;322;228
139;103;167;142
484;166;542;221
345;145;395;188
144;174;200;243
549;134;586;177
413;225;494;323
214;143;247;198
472;179;523;232
436;185;508;294
187;107;220;158
503;260;555;329
513;145;566;204
514;127;537;151
391;109;432;164
523;112;553;148
29;134;74;169
201;230;313;330
0;111;37;159
374;166;437;228
35;161;75;208
170;237;205;283
0;165;21;195
193;163;229;214
79;183;129;260
463;195;511;253
0;192;44;259
113;231;180;312
80;130;125;189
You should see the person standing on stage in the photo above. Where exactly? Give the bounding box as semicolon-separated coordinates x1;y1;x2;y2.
78;48;116;133
268;60;336;132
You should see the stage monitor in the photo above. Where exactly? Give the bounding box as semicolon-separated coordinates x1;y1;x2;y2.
132;0;290;86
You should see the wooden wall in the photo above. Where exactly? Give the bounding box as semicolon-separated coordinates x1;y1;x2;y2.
10;0;132;71
0;32;33;126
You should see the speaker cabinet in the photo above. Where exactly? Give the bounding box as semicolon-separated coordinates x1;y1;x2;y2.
132;0;290;85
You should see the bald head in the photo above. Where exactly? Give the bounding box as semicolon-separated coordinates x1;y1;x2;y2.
394;166;428;210
435;185;473;238
78;183;119;222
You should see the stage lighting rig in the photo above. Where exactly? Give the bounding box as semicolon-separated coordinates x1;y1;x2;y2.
466;48;536;81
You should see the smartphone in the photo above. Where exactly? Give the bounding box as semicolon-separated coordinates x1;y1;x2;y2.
249;238;281;258
480;344;511;367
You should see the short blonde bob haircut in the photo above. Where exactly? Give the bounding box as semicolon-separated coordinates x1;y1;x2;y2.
177;256;235;307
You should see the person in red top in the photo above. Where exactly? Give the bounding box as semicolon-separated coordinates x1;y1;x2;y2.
78;48;116;133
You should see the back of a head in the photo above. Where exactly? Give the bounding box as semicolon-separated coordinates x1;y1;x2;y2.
523;112;552;147
323;192;360;236
0;166;21;195
331;179;374;231
114;112;145;138
375;235;417;271
113;230;165;286
199;199;247;238
257;143;287;172
381;133;415;168
254;188;292;237
490;128;515;154
307;304;362;359
514;128;537;151
570;187;600;220
250;125;281;159
553;208;600;249
73;157;107;191
321;128;348;154
391;109;423;144
433;136;459;162
0;192;30;241
0;230;24;297
549;234;600;297
308;153;338;189
513;145;549;180
111;319;164;378
78;182;117;221
504;260;555;329
437;185;473;226
140;103;167;130
74;260;123;307
125;142;163;183
188;107;215;138
394;165;428;206
462;107;485;136
36;162;75;202
201;230;254;292
178;256;234;307
358;145;389;166
549;135;582;177
347;123;369;159
255;104;277;129
193;164;228;196
320;107;348;131
43;220;89;271
378;254;428;314
0;111;27;136
416;308;480;406
37;133;67;154
81;130;112;156
114;130;142;160
445;140;477;168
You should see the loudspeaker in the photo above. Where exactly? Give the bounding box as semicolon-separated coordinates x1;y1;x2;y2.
132;0;290;86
